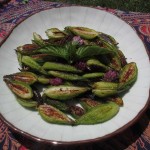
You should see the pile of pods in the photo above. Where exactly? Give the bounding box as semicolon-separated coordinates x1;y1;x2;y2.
3;26;138;125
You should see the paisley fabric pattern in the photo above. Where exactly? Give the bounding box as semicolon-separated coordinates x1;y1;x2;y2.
0;1;150;150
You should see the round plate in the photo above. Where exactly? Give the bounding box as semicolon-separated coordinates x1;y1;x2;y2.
0;6;150;145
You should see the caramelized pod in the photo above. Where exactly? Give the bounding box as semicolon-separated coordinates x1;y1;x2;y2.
118;62;138;90
65;26;98;40
46;28;67;39
80;98;101;111
4;80;33;99
38;105;73;125
16;44;40;55
4;72;37;85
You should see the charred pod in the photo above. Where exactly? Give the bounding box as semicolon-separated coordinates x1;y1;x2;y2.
80;98;101;111
3;72;38;85
16;44;40;55
38;104;74;125
45;28;67;39
3;79;33;99
118;62;138;90
65;26;98;40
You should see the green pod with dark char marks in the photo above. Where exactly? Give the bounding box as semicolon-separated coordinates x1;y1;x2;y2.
4;80;33;99
43;62;82;73
48;71;84;81
118;62;138;90
80;98;101;111
44;85;90;100
16;44;40;55
38;104;73;125
45;28;67;39
65;26;98;40
4;72;38;85
109;54;122;71
76;101;119;125
31;54;55;63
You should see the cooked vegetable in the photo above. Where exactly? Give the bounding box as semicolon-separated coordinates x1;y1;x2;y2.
80;98;101;111
3;26;138;125
44;85;89;100
38;105;73;125
4;80;33;99
48;71;84;81
16;97;38;108
76;102;119;125
86;59;109;70
4;72;38;85
43;62;82;73
16;44;40;55
118;62;138;90
45;28;67;39
22;56;47;75
82;72;104;79
66;26;98;39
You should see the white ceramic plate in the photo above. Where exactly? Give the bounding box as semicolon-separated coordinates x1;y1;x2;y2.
0;6;150;145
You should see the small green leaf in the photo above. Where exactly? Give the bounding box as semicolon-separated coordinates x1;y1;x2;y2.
76;45;114;59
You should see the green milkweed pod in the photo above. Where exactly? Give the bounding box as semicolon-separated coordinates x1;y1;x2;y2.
22;56;47;75
76;101;119;125
45;28;67;39
3;72;38;85
44;85;90;100
118;62;138;90
65;26;98;40
16;97;38;108
43;62;82;73
38;104;73;125
48;71;84;81
4;80;33;99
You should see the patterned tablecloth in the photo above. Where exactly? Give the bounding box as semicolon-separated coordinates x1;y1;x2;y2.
0;0;150;149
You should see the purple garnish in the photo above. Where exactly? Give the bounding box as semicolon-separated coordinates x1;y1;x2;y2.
49;78;63;86
103;70;118;82
75;61;87;71
72;36;84;45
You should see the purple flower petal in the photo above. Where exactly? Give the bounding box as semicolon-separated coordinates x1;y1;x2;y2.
49;78;63;86
103;70;118;82
72;36;84;45
75;61;87;71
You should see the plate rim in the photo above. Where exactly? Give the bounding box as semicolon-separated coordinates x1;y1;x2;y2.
0;5;150;146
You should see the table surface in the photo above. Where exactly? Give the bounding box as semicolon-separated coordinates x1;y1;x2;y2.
0;0;150;150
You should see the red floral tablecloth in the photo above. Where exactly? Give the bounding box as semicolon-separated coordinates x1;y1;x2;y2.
0;1;150;149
